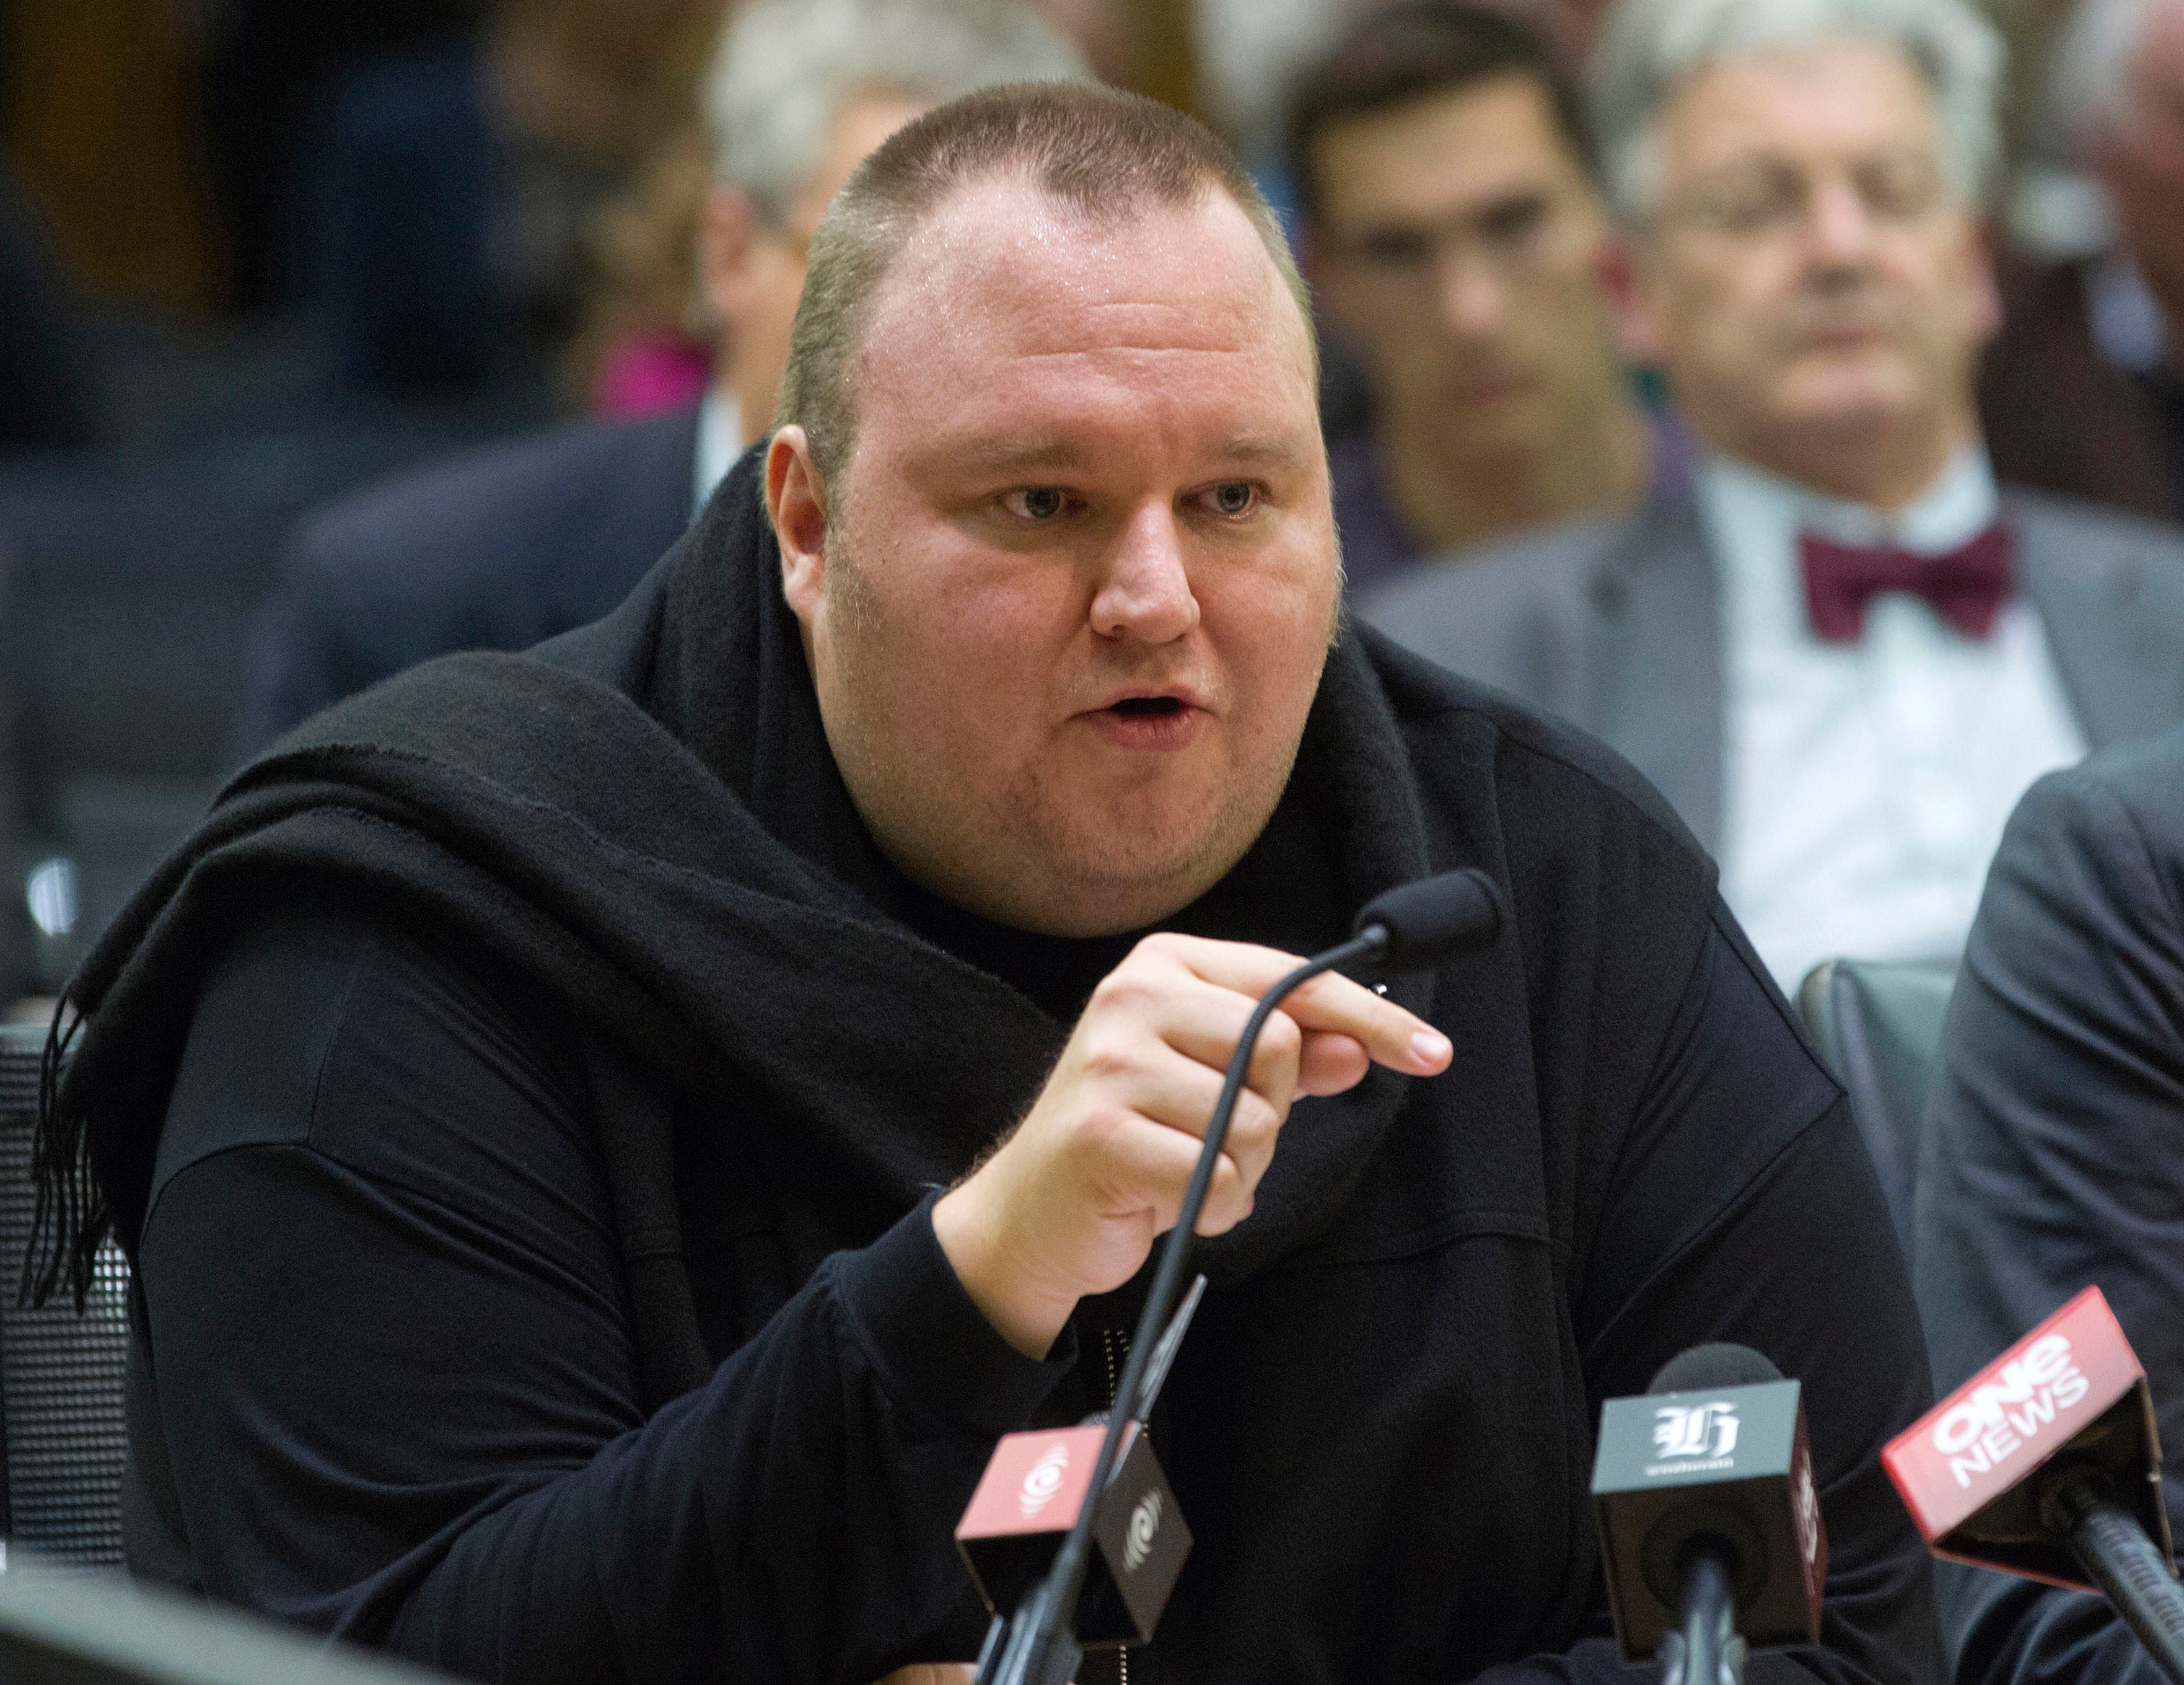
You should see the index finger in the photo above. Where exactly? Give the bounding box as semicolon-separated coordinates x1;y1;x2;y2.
1160;936;1452;1077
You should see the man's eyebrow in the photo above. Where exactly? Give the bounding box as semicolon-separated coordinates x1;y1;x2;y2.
944;435;1315;477
1211;435;1315;470
950;439;1091;477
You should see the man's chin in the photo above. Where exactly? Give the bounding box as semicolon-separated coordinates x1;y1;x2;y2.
991;806;1267;938
1774;355;1918;423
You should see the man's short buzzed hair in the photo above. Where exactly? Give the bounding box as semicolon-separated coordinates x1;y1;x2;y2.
774;80;1317;483
1286;3;1594;224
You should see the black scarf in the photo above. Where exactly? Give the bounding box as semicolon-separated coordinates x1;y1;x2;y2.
33;449;1436;1407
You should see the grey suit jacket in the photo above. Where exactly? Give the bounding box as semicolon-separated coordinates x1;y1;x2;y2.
1913;726;2184;1684
1359;486;2184;853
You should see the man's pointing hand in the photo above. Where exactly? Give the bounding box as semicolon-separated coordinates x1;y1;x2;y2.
931;933;1452;1358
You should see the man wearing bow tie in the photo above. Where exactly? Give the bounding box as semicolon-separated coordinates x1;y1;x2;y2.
1363;0;2184;991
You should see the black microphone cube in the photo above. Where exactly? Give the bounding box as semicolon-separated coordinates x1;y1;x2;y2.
1592;1378;1826;1659
957;1422;1193;1647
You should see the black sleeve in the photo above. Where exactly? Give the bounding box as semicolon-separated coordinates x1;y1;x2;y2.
1913;760;2184;1685
1479;908;1941;1685
138;907;1072;1685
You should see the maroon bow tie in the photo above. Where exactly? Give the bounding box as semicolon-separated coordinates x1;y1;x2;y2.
1797;524;2015;642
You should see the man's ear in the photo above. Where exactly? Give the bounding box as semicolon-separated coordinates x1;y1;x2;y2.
767;426;830;622
701;185;761;337
1598;228;1668;367
1963;213;2005;348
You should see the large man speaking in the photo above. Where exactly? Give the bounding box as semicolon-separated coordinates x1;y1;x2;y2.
38;83;1937;1685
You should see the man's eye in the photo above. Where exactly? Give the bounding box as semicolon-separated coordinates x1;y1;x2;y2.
1003;486;1070;521
1480;194;1550;246
1353;228;1432;269
1204;482;1258;517
1858;156;1942;219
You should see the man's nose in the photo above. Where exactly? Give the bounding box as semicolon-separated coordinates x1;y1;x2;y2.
1090;503;1200;645
1436;247;1510;338
1802;175;1879;270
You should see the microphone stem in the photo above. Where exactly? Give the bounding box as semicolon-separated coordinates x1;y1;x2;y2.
1678;1545;1740;1685
2050;1476;2184;1685
1002;927;1390;1685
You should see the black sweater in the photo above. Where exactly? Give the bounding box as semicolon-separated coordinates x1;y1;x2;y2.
45;452;1942;1685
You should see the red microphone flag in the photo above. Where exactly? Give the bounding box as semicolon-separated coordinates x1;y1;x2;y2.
1883;1286;2173;1589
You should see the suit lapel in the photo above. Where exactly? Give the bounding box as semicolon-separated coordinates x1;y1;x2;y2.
1581;498;1727;851
2012;493;2184;749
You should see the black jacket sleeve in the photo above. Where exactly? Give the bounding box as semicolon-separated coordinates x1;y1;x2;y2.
137;907;1072;1685
1478;907;1942;1685
1913;744;2184;1685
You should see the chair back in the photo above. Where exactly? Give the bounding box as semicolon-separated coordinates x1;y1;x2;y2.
1796;957;1957;1263
0;1021;128;1566
0;413;546;987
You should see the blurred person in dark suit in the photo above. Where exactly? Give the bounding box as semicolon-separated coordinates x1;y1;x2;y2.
1288;4;1677;597
0;172;92;455
295;0;724;397
234;0;1089;755
1365;0;2184;992
199;0;485;315
1914;721;2184;1685
1981;0;2184;524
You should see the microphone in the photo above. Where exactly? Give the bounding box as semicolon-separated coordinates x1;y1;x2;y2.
1882;1285;2184;1685
1349;866;1505;975
959;1280;1205;1665
957;1419;1191;1652
1592;1344;1828;1685
976;868;1506;1685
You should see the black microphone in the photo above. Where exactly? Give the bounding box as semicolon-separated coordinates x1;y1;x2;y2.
1884;1286;2184;1685
982;868;1506;1685
1592;1344;1828;1685
1350;866;1505;975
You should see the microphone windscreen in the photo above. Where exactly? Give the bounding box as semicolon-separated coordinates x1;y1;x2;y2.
1351;868;1504;971
1650;1343;1784;1396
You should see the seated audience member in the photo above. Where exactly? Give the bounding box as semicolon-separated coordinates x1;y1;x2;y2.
1288;3;1672;597
572;125;717;418
1365;0;2184;993
298;0;721;398
37;84;1941;1685
0;170;93;454
1981;0;2184;526
234;0;1089;754
1914;721;2184;1685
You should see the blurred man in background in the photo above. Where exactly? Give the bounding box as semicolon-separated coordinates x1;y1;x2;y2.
1915;726;2184;1685
1367;0;2184;994
1982;0;2184;526
1290;2;1669;597
233;0;1087;754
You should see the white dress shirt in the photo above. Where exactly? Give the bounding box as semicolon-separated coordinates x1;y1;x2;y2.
693;389;743;518
1702;448;2088;992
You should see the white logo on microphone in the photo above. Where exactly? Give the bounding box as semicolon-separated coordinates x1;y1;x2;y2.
1019;1445;1070;1518
1653;1401;1740;1461
1793;1454;1822;1567
1929;1332;2091;1487
1123;1490;1162;1573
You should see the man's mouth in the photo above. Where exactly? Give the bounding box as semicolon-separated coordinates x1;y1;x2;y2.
1081;692;1207;751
